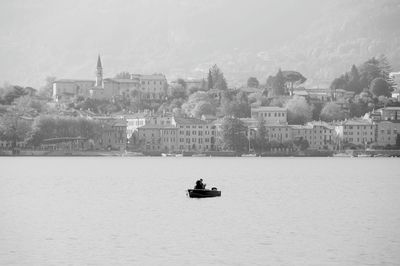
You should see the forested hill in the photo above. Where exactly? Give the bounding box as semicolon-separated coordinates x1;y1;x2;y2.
0;0;399;88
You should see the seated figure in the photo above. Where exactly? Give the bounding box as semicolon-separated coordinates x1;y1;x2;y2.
194;178;206;189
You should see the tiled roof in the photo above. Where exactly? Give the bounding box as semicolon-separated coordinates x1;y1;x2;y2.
139;124;176;129
174;117;208;125
104;78;139;84
55;79;95;83
251;106;287;112
339;119;374;126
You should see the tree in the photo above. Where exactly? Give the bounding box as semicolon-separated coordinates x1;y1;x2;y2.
28;116;101;147
114;72;131;79
285;96;312;124
293;138;309;151
3;86;28;105
282;71;307;95
220;117;247;152
182;91;215;117
253;118;267;153
247;77;259;88
170;85;187;100
209;64;228;90
191;101;216;118
272;69;285;96
320;102;346;122
348;65;363;93
176;78;187;91
370;77;392;97
207;70;213;90
39;76;56;98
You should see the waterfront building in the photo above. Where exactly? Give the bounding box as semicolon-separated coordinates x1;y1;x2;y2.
291;124;313;145
136;116;216;153
375;121;400;147
306;121;336;150
251;106;287;124
96;119;127;151
173;117;216;152
265;124;292;143
138;124;171;152
335;119;376;147
125;112;173;139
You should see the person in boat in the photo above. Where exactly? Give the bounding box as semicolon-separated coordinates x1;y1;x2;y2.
195;178;206;189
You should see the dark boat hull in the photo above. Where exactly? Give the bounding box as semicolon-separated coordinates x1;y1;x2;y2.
187;189;221;198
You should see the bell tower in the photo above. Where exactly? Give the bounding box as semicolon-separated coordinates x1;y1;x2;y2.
96;54;103;87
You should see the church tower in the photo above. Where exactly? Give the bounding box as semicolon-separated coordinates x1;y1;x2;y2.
96;54;103;87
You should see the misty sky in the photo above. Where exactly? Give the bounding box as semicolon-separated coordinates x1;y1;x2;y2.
1;0;393;88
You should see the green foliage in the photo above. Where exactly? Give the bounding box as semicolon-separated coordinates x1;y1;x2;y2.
293;138;309;151
38;76;56;98
248;92;268;107
320;102;346;122
170;85;187;100
176;78;187;90
2;86;28;105
247;77;259;88
272;69;285;96
251;118;267;153
0;113;32;144
220;117;247;152
28;116;101;147
285;96;312;124
182;91;216;118
208;64;228;90
221;91;250;118
331;56;395;95
370;77;392;97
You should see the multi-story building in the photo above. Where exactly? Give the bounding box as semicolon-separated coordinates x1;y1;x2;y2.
265;124;292;143
291;124;313;145
53;79;95;101
125;113;173;139
132;74;168;100
375;121;400;146
306;121;336;150
173;117;216;152
251;107;287;124
53;56;168;101
138;124;172;152
137;116;216;153
335;119;376;147
95;119;127;151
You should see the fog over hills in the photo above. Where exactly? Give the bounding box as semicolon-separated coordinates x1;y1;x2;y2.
0;0;399;88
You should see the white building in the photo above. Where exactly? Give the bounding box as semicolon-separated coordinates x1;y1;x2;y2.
251;107;287;124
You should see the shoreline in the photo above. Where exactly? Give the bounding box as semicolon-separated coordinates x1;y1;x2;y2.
1;150;400;157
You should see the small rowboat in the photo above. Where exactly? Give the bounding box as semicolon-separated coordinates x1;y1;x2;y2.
187;188;221;198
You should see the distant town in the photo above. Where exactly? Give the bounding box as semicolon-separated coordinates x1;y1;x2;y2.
1;55;400;157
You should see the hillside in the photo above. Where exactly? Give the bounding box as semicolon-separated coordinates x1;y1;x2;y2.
0;0;399;88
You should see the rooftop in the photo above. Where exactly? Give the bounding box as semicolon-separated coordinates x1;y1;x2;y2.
104;78;139;84
251;106;287;112
339;119;374;126
139;124;176;129
55;79;95;83
174;117;208;125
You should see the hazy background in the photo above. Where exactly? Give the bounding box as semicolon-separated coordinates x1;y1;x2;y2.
1;0;399;88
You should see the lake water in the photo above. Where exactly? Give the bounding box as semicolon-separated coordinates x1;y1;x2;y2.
0;157;399;265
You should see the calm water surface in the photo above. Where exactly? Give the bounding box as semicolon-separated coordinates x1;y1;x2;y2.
0;157;399;265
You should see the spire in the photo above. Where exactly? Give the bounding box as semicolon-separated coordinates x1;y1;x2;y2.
97;54;102;68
